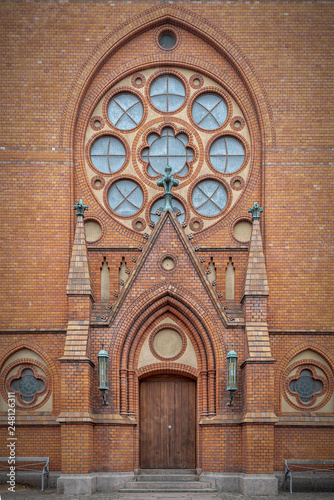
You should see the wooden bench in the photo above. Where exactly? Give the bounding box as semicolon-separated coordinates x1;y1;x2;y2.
0;457;49;491
284;459;334;493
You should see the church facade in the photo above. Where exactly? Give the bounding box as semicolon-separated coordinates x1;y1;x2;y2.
1;1;333;495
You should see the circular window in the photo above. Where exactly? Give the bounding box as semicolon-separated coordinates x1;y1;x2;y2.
108;179;143;217
150;197;186;224
289;369;323;404
192;180;227;216
192;93;227;130
107;93;143;130
142;128;193;177
210;136;245;173
158;32;176;50
90;136;126;174
150;75;185;112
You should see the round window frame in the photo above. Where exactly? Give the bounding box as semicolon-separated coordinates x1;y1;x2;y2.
2;360;51;410
84;217;104;245
188;87;233;133
206;132;250;177
145;70;190;116
86;131;130;177
283;360;332;412
189;175;231;219
103;87;147;133
154;25;181;52
103;175;147;219
149;323;187;362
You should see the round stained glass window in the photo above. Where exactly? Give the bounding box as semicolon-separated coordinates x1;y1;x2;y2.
141;128;193;177
192;180;227;216
158;33;176;50
90;136;126;174
289;369;323;403
10;369;45;403
150;75;185;112
210;136;245;173
108;180;143;217
107;93;143;130
150;198;185;224
192;93;227;130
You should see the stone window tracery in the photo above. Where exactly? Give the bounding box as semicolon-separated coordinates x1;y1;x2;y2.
282;359;332;412
84;68;251;234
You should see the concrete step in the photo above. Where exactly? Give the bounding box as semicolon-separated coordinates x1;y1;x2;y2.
120;481;215;492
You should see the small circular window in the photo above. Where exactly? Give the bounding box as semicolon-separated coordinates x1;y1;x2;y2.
192;93;227;130
107;93;143;130
192;180;227;216
209;136;245;173
108;180;143;217
90;136;126;174
150;75;185;112
158;32;176;50
150;197;186;224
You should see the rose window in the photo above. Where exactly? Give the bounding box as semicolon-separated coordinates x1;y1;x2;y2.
141;128;194;177
84;68;251;233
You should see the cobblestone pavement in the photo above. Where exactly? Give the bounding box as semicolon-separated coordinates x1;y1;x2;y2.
0;485;334;500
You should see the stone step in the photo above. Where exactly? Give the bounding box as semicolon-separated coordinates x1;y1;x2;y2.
138;468;196;475
120;481;215;493
136;473;198;482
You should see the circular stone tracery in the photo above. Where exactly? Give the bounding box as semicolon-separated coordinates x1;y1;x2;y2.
84;68;251;233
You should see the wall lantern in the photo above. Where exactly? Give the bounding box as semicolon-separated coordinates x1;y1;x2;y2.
226;347;238;406
97;345;109;406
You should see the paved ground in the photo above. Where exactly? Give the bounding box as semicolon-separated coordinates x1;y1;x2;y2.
0;485;334;500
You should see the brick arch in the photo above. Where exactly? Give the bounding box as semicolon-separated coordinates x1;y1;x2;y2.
114;283;223;416
275;342;334;413
0;340;60;411
61;4;274;149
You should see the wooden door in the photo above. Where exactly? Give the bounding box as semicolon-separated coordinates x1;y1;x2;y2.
140;376;196;469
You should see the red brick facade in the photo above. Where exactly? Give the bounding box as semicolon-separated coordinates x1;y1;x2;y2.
1;1;333;490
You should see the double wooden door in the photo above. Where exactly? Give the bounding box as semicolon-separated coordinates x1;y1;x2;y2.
140;376;196;469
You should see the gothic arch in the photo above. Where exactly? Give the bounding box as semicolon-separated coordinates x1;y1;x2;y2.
60;4;275;149
112;283;224;416
275;342;334;413
0;340;60;412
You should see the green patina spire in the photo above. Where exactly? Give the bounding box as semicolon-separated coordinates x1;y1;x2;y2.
73;199;88;217
248;202;263;220
157;165;179;212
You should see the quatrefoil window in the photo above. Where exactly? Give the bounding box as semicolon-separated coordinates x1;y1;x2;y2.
288;367;326;407
141;127;194;178
10;367;46;405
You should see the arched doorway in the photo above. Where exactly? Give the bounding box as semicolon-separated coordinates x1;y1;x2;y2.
140;375;196;469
